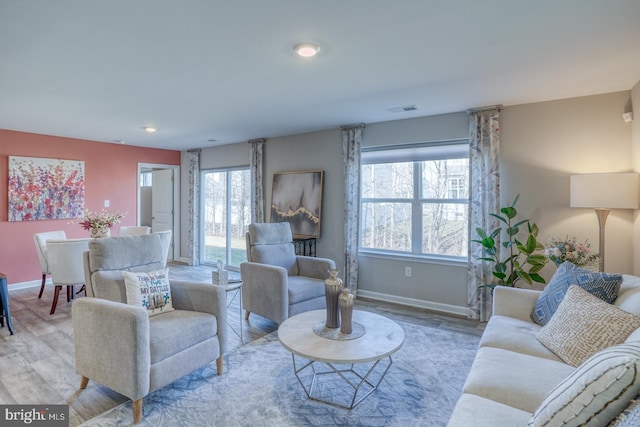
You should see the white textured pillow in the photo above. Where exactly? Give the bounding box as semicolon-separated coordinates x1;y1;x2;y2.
122;268;174;316
536;285;640;367
529;342;640;427
615;286;640;315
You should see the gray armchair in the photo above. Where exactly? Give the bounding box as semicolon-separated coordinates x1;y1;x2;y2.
72;232;227;424
240;222;335;325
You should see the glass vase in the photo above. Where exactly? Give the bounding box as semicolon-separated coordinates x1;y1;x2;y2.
324;269;342;329
339;288;354;334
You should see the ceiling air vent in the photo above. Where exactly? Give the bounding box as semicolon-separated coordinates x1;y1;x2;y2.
387;105;417;113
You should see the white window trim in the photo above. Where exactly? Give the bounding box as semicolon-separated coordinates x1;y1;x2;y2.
360;139;469;261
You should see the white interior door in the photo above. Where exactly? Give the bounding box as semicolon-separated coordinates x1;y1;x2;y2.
152;169;174;260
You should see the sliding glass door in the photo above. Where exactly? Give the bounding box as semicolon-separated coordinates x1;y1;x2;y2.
201;168;250;269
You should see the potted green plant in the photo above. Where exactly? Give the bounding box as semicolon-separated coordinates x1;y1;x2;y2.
473;194;548;287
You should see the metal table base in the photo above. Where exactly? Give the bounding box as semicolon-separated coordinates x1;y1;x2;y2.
290;353;394;409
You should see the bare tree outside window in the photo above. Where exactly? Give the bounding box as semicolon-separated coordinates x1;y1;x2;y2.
361;144;469;258
202;168;250;268
422;159;468;256
361;162;413;251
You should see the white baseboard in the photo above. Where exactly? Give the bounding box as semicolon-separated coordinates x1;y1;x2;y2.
356;289;468;317
8;280;42;292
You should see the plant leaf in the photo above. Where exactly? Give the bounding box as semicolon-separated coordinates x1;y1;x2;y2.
530;273;546;283
501;206;517;219
475;228;487;239
516;270;533;285
525;234;536;253
490;213;508;225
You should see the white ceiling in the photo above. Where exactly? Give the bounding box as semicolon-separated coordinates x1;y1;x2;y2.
1;1;639;151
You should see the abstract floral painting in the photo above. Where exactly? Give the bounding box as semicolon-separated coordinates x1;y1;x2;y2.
8;156;85;221
270;170;323;238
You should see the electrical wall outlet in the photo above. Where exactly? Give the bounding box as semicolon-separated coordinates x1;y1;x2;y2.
405;266;412;277
104;200;110;207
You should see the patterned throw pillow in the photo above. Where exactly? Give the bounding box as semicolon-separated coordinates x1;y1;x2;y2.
122;268;174;316
530;261;622;325
536;286;640;367
529;342;640;427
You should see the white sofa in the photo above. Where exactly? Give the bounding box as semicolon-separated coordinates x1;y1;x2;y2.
447;274;640;427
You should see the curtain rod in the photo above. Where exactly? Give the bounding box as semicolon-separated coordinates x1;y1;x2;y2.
466;105;503;114
340;123;366;130
248;138;266;144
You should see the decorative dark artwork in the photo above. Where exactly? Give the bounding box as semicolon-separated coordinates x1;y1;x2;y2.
270;171;323;238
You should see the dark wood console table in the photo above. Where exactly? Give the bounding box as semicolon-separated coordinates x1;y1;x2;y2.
294;238;317;257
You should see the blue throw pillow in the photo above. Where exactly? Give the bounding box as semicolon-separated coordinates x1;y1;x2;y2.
530;261;623;326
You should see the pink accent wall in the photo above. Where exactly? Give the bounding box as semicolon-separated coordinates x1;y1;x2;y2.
0;129;180;285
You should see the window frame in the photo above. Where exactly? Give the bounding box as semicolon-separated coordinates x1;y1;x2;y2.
359;139;469;263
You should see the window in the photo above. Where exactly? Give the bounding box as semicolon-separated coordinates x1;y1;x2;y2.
360;140;469;259
139;171;152;187
201;168;251;269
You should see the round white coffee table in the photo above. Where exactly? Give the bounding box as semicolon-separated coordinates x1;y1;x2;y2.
278;309;404;409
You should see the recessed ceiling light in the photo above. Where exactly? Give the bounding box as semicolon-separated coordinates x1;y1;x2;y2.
294;43;320;58
144;126;157;133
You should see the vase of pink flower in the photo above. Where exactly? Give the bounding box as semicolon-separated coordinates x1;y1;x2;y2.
544;236;599;269
76;209;126;238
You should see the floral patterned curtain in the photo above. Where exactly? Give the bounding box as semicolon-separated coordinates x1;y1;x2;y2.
249;138;265;223
467;107;501;321
185;149;201;266
342;124;365;293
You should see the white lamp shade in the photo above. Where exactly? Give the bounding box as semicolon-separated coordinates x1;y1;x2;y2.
570;173;639;209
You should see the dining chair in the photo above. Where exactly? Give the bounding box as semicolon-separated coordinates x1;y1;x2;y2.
34;230;67;299
46;239;90;314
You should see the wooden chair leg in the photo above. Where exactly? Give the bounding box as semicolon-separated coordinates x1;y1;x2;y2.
244;310;250;320
132;399;143;424
38;274;46;299
216;356;223;375
80;376;89;389
50;285;61;315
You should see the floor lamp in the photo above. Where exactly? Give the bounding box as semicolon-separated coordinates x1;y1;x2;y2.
570;173;639;272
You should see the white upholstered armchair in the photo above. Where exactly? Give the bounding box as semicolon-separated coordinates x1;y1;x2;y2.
72;232;227;423
240;222;336;325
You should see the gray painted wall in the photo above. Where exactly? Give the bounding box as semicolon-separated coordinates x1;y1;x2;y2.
179;89;637;316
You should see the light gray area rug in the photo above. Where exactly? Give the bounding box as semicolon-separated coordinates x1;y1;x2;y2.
80;320;480;427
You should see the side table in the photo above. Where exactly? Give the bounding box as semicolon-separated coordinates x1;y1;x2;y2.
218;280;243;342
0;273;15;335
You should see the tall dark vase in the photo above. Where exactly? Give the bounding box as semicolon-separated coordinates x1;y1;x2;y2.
324;269;342;328
339;288;354;334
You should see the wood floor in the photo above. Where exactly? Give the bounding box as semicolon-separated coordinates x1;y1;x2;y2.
0;263;483;426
